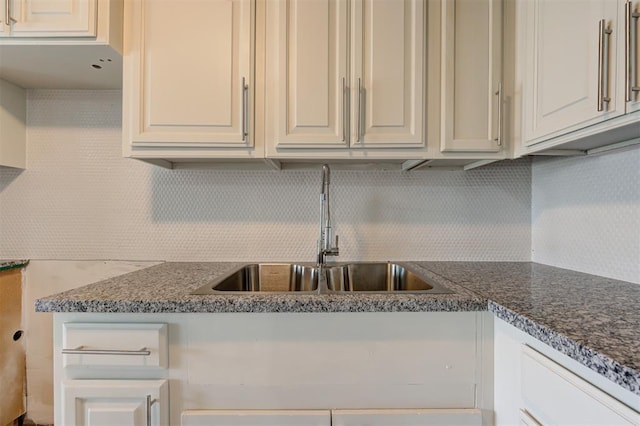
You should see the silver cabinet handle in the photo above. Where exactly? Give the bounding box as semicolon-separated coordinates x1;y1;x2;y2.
242;77;249;142
598;19;613;111
146;394;155;426
626;1;640;101
494;82;503;146
342;77;349;142
357;78;362;143
62;346;151;356
5;0;16;24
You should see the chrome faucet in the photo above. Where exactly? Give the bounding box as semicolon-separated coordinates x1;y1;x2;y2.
317;164;339;266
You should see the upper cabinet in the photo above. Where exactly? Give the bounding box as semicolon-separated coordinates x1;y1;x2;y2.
440;0;503;154
121;0;510;167
517;0;640;153
122;0;264;164
627;0;640;114
0;0;123;89
0;0;97;37
264;0;426;160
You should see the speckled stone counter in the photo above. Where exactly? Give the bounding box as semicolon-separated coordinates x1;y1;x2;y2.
0;259;28;272
34;262;486;313
35;261;640;396
416;262;640;397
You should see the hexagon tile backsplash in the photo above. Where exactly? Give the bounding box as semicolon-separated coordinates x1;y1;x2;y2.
0;90;533;263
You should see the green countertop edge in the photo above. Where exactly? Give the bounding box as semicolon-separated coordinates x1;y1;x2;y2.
0;260;29;272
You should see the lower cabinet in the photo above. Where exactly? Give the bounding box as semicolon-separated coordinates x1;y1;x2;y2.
520;346;640;425
61;380;168;426
494;317;640;425
53;312;491;426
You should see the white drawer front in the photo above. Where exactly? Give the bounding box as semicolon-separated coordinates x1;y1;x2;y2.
63;323;167;369
521;345;640;425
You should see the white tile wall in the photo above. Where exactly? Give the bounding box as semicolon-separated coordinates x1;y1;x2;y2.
532;147;640;284
0;90;532;262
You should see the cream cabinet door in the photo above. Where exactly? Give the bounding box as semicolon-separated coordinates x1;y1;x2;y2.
351;0;425;148
627;0;640;113
61;380;168;426
265;0;349;151
332;409;482;426
522;0;625;146
182;410;330;426
124;0;253;152
440;0;502;153
265;0;425;154
1;0;96;37
0;3;7;34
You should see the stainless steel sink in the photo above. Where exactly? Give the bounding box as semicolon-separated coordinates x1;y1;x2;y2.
191;263;319;294
191;262;453;295
326;262;454;294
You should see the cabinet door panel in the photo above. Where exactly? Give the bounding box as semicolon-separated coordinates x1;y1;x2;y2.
441;0;502;152
266;0;348;149
7;0;96;37
523;0;625;145
182;410;330;426
628;0;640;113
353;0;424;147
521;346;640;425
332;409;482;426
61;380;168;426
126;0;252;147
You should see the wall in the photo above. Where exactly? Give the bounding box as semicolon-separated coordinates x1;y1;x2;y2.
531;147;640;284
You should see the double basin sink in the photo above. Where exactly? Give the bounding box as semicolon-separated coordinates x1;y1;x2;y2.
192;262;453;295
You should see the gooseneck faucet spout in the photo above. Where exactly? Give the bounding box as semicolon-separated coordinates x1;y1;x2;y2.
317;164;339;267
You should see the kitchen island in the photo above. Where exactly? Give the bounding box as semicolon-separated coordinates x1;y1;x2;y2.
36;261;640;425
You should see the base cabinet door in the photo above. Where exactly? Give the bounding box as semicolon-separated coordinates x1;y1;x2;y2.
181;410;330;426
521;346;640;425
332;409;482;426
61;379;168;426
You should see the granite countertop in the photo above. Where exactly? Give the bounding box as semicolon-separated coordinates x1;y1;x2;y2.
34;262;486;313
0;259;29;272
35;261;640;396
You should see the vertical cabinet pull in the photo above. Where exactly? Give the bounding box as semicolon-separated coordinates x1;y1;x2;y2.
5;0;16;24
356;78;363;143
242;77;249;142
342;77;349;143
145;394;155;426
494;82;503;146
627;0;640;101
597;19;613;111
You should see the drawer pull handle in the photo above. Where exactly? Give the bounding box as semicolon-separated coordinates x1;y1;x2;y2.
62;346;151;356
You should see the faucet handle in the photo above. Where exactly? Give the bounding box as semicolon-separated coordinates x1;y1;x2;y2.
328;235;340;256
